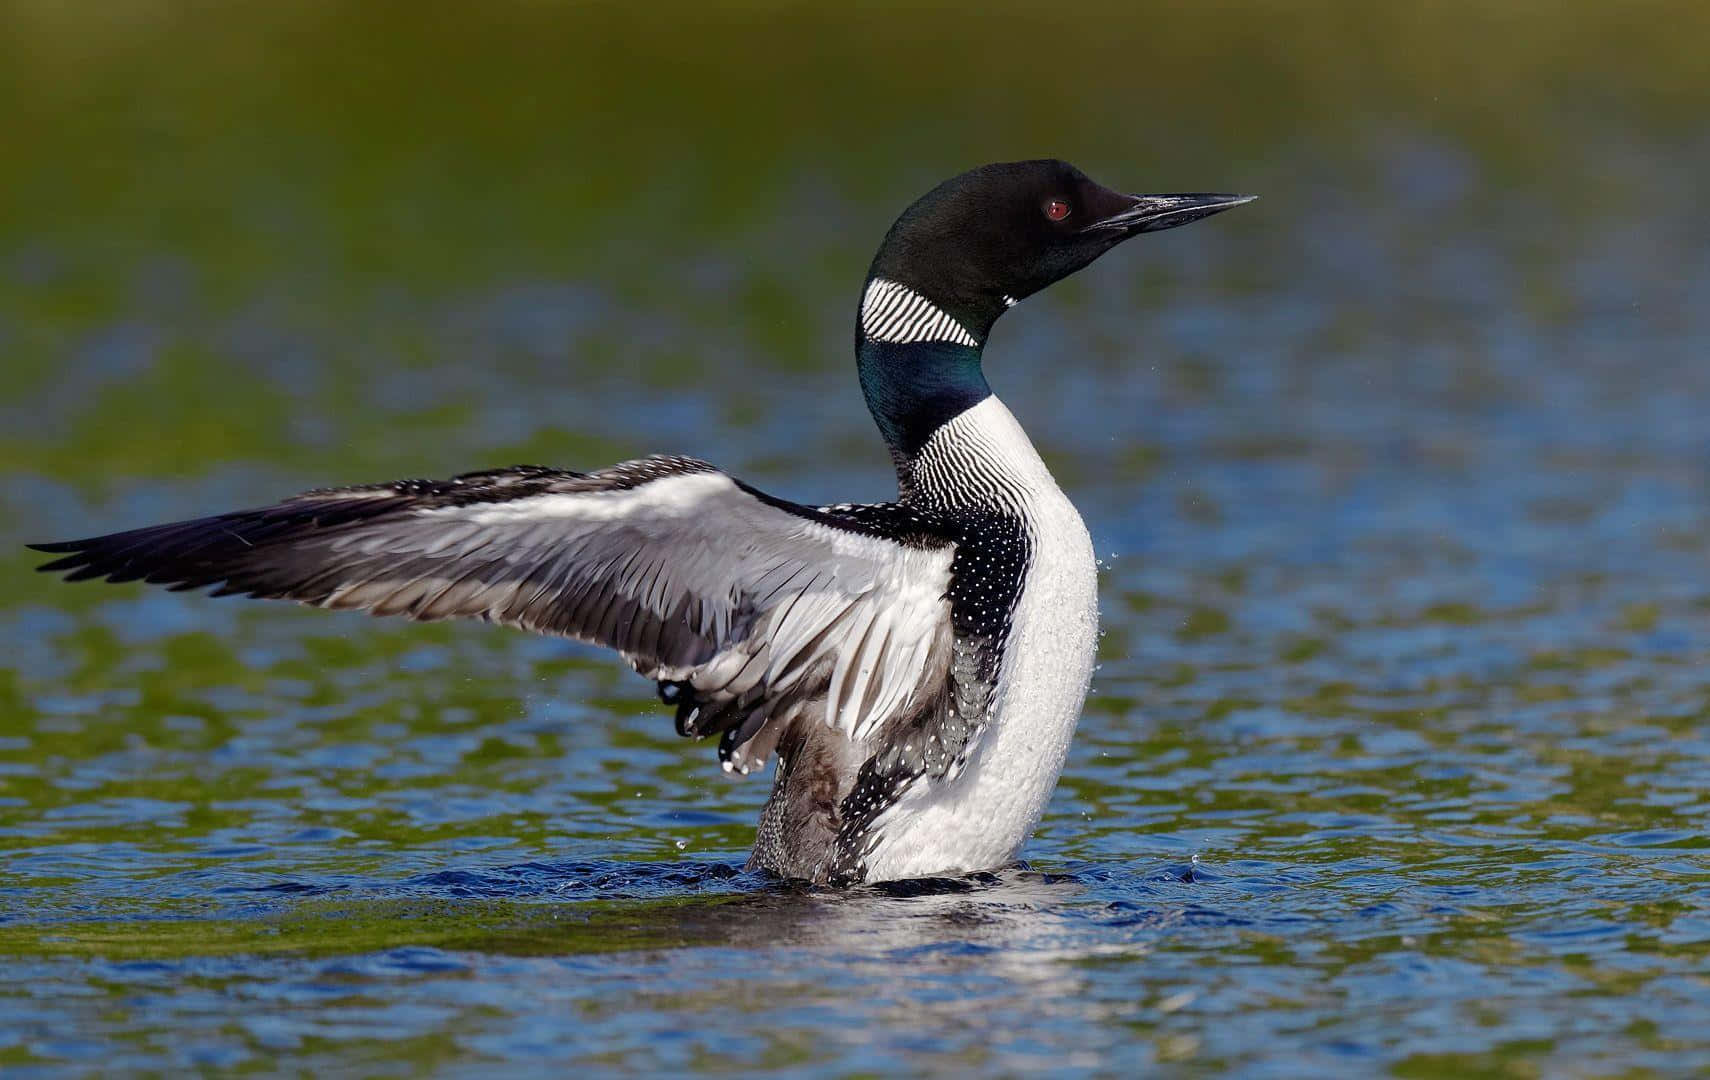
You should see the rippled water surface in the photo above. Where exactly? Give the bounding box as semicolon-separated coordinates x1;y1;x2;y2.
3;4;1710;1075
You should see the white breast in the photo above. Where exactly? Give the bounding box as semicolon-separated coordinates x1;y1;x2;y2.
861;395;1099;880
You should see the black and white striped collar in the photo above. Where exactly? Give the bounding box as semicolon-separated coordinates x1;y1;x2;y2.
860;279;980;348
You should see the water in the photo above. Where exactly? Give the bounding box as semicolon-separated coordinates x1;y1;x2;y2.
3;3;1710;1075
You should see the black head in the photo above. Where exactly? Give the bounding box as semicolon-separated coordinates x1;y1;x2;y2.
866;159;1255;343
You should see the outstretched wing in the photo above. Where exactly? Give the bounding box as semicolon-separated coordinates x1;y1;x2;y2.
31;456;956;771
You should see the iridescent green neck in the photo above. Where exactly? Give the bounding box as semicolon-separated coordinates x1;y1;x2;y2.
857;337;991;466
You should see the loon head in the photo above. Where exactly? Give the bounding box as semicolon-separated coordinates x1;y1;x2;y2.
862;159;1255;349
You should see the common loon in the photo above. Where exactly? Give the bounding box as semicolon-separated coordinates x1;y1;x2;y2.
32;160;1253;885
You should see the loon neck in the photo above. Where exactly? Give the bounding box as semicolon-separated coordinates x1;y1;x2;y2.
858;337;991;469
855;277;994;472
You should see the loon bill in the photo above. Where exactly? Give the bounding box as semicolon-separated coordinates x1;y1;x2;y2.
32;161;1253;885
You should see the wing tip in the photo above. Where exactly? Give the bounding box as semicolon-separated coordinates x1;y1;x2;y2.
29;545;95;575
28;539;86;554
29;537;188;586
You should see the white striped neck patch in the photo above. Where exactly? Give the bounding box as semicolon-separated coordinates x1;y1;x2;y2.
860;278;980;348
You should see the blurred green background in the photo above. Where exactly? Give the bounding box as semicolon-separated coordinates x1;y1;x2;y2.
3;0;1707;485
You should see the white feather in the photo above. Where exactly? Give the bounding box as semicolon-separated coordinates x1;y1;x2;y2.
860;395;1099;881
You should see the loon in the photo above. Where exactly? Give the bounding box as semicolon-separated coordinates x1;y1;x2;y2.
31;161;1252;885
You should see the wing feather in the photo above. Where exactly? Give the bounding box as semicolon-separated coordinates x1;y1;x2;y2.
31;456;956;763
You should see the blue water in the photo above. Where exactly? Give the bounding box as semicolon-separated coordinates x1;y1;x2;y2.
4;6;1710;1074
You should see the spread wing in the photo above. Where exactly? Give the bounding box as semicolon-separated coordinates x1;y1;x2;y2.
31;456;956;772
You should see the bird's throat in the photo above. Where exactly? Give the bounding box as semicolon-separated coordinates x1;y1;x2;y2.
857;337;992;468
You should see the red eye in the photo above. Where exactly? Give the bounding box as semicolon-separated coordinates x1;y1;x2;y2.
1044;198;1071;222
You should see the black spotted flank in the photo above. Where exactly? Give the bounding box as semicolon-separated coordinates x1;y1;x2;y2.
811;500;953;548
829;507;1032;880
